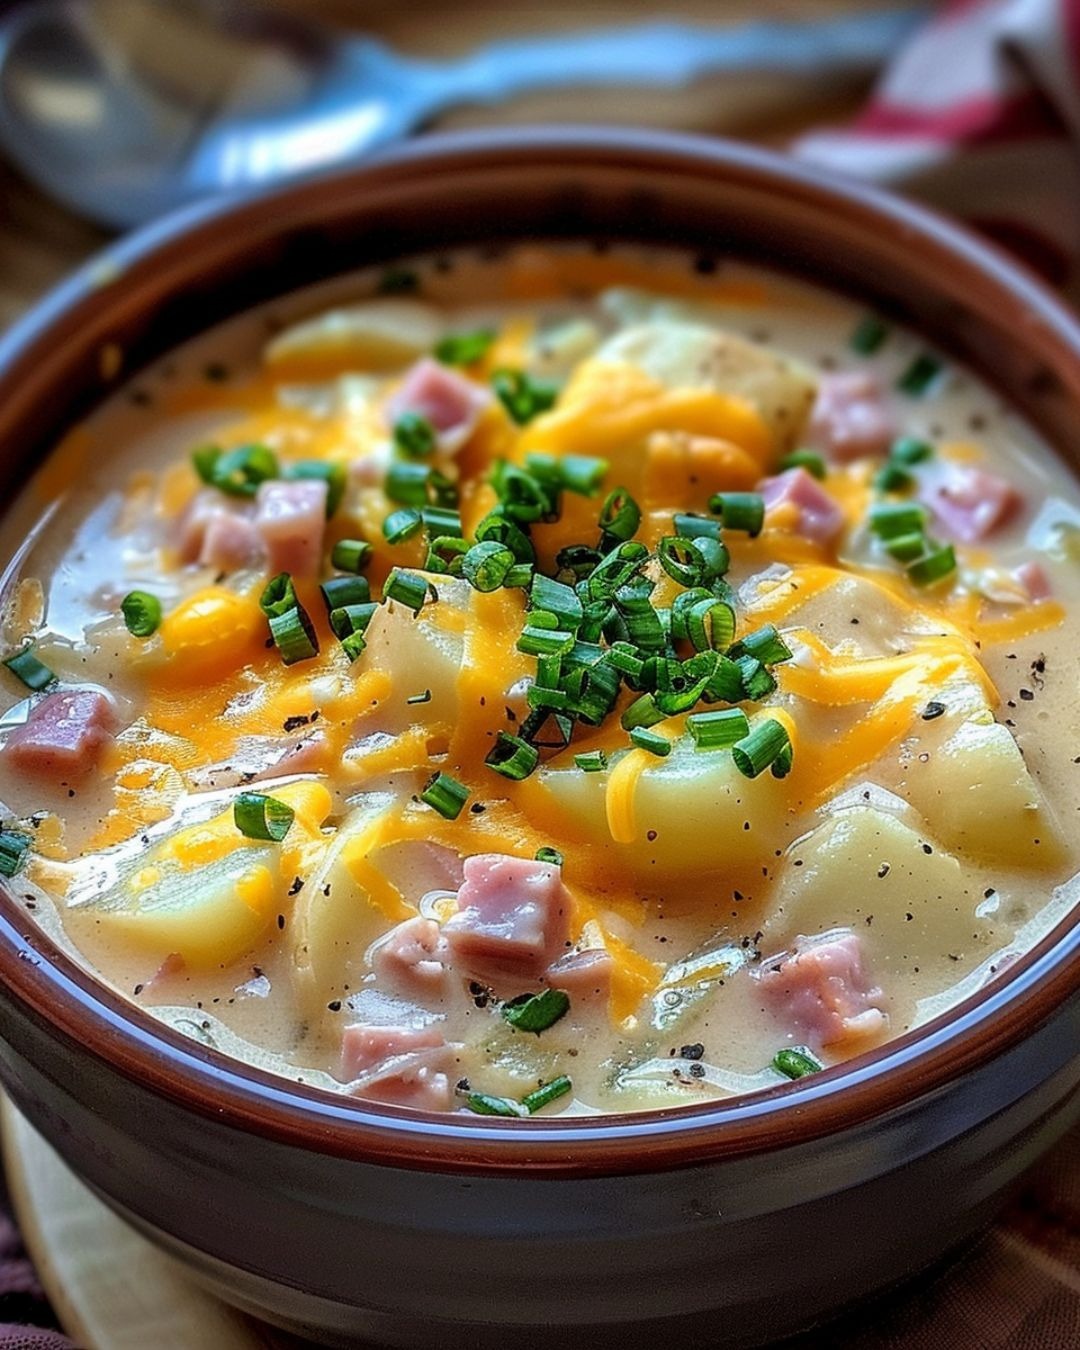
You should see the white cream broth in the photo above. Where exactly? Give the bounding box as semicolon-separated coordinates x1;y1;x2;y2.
0;243;1077;1117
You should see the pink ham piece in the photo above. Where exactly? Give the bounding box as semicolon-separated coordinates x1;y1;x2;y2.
341;1023;453;1112
372;916;449;992
254;478;328;577
808;372;895;462
2;689;117;778
758;467;846;544
542;948;613;1006
443;854;572;983
921;464;1021;543
1014;560;1052;602
756;931;887;1050
385;357;491;452
176;490;262;571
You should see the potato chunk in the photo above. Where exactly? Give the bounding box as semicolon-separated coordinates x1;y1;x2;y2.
265;299;443;373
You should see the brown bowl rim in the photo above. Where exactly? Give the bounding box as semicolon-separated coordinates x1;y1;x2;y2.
1;126;1079;1178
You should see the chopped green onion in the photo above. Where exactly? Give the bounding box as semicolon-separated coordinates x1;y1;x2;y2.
268;605;319;665
729;624;793;666
673;513;723;542
420;772;469;820
340;631;367;663
522;1075;573;1114
284;460;346;516
425;535;469;575
629;727;671;757
382;508;423;544
574;749;608;772
475;511;535;564
530;575;583;631
735;655;777;702
331;539;373;573
597;488;641;544
502;988;570;1034
907;543;956;587
873;462;914;493
377;266;418;295
517;626;574;659
550;453;608;497
462;540;515;592
259;572;298;619
465;1092;529;1118
435;328;495;366
583;541;649;601
555;543;602;582
0;829;32;878
621;693;664;731
535;846;563;866
708;492;765;537
883;531;927;563
519;708;573;749
897;352;943;396
563;661;620;725
850;315;889;355
504;563;534;589
614;583;666;652
779;449;826;480
392;411;437;458
490;461;552;524
319;575;370;614
191;444;222;485
687;708;750;750
732;719;792;779
657;536;707;588
485;731;540;781
121;591;162;638
383;568;429;613
604;642;645;680
685;596;736;652
420;506;462;538
427;468;459;510
771;741;794;779
328;602;378;641
492;368;558;425
773;1046;823;1080
208;443;278;497
385;460;430;507
407;689;431;705
233;791;294;842
890;436;934;465
3;645;55;691
868;502;929;540
703;654;746;704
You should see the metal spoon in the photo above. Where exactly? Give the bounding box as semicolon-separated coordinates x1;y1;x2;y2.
0;1;926;230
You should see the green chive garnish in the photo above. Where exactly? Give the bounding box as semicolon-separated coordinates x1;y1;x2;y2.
382;508;423;544
630;727;671;757
328;602;378;642
485;732;539;781
732;719;792;779
2;645;55;691
393;412;437;458
890;436;933;465
554;454;608;497
773;1047;823;1080
873;462;914;493
0;829;32;878
206;443;278;497
319;575;370;614
383;568;429;614
574;749;608;772
465;1093;529;1118
535;846;563;866
192;444;222;485
729;624;793;666
868;502;929;540
530;575;583;631
907;543;956;587
233;791;294;842
673;514;723;542
421;506;462;538
521;1075;573;1114
420;772;469;820
621;693;664;732
883;532;927;563
331;539;372;573
708;492;765;537
259;572;298;619
462;540;515;592
491;368;558;425
734;655;777;703
502;988;570;1034
385;460;430;507
687;708;750;750
897;352;943;396
268;605;319;665
850;315;889;355
121;591;162;638
425;535;469;575
407;689;431;705
779;449;826;480
597;487;641;544
435;329;495;366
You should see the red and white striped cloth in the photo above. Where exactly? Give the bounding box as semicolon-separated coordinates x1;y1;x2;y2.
795;0;1080;297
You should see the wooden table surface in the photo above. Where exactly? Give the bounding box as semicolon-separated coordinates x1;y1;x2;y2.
0;0;900;330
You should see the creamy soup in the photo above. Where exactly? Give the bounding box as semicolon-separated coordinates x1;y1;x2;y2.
0;244;1076;1117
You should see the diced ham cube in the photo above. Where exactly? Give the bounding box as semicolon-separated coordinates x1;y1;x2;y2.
443;854;572;983
176;490;263;572
1014;560;1052;601
2;689;117;778
542;948;613;1007
921;464;1021;543
756;931;887;1049
808;372;895;462
372;916;448;992
385;357;491;452
254;478;328;577
758;467;846;544
341;1023;453;1112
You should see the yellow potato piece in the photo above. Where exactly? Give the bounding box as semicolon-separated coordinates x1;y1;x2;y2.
265;299;443;374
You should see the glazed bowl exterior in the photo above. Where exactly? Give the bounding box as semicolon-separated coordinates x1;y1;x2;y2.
0;129;1078;1349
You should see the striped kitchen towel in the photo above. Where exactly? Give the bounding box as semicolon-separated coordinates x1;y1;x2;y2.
795;0;1080;298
